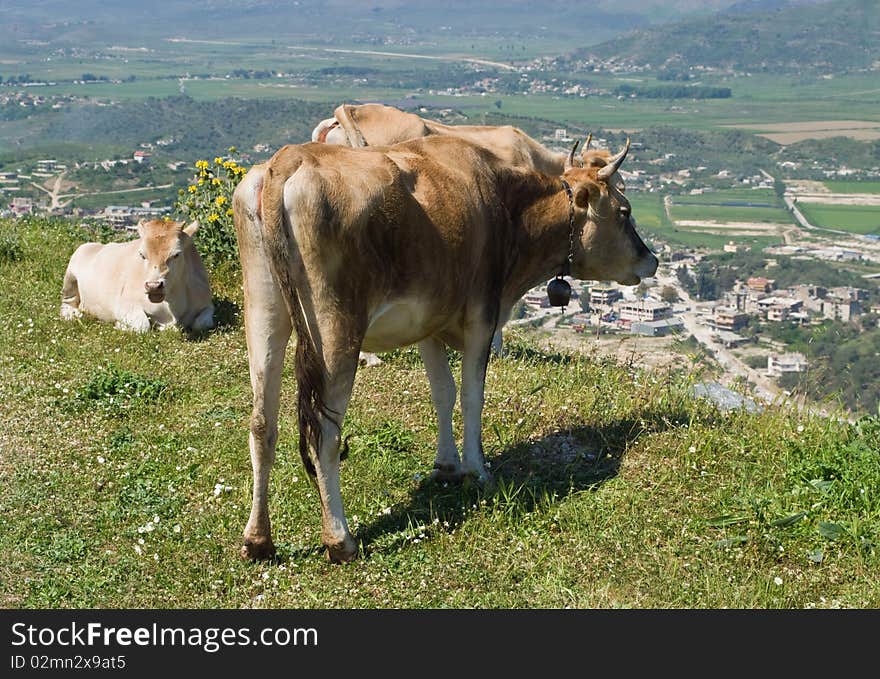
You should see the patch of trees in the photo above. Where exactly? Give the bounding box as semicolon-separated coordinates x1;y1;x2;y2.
40;95;332;160
778;137;880;177
614;84;731;99
317;66;378;76
770;321;880;415
599;125;780;178
229;69;276;79
0;74;32;84
656;71;692;81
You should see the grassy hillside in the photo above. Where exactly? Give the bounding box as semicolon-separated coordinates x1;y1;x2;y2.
1;216;878;608
585;0;879;75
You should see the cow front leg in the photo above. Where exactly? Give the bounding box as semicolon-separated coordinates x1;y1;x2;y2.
115;308;151;333
60;266;82;320
460;321;495;483
419;337;462;481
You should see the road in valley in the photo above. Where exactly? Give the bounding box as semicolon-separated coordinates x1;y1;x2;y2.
651;264;781;403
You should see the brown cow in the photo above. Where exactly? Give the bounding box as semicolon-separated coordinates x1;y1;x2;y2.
312;102;580;358
233;135;656;562
312;102;567;175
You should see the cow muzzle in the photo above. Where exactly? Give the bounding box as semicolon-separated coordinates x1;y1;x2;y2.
145;280;166;303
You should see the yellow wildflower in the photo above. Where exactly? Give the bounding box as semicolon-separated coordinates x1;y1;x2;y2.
215;195;227;206
195;160;209;170
214;157;223;165
207;213;219;223
198;178;204;185
188;185;197;193
226;208;234;217
228;146;237;154
212;178;222;186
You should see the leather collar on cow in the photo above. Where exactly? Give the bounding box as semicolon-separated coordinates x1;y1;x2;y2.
559;178;575;276
546;178;576;310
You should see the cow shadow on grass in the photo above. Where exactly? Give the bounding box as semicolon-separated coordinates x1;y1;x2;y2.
354;403;696;557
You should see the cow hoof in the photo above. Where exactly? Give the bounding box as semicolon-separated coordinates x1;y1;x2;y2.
463;467;493;487
358;352;383;368
325;537;358;564
240;536;276;561
60;304;82;321
431;463;464;483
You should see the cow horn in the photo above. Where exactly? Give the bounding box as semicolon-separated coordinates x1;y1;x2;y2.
583;133;592;150
564;139;580;170
597;138;630;180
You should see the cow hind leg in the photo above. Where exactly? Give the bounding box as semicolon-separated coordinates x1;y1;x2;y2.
59;266;82;320
241;302;290;561
419;337;462;481
238;182;293;561
305;345;361;563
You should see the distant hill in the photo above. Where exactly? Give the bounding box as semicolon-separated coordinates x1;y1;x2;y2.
580;0;879;74
0;1;759;48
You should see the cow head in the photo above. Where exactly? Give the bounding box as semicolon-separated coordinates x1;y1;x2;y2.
561;140;658;285
311;117;348;145
135;219;199;304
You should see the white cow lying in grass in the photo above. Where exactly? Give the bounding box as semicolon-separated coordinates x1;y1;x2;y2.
60;219;214;333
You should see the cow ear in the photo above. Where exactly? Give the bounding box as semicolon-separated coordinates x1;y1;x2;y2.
183;220;200;237
574;184;590;210
136;219;149;238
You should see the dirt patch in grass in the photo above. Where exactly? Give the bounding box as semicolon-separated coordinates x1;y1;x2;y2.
724;120;880;144
676;220;788;231
791;194;880;206
532;329;691;372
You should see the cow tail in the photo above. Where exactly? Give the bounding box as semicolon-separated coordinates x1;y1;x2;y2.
259;150;326;478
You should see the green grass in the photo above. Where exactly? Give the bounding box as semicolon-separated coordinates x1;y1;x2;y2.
798;203;880;235
1;216;878;609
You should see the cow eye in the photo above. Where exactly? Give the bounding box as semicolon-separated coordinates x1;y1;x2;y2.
138;251;146;260
170;252;180;259
619;206;631;218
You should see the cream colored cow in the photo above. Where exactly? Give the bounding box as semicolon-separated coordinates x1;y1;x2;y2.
60;219;214;333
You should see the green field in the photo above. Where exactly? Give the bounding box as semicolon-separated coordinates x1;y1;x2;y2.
628;191;782;251
11;44;880;134
798;203;880;235
1;217;878;609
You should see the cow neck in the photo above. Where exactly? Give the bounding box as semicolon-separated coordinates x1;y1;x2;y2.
503;174;577;302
